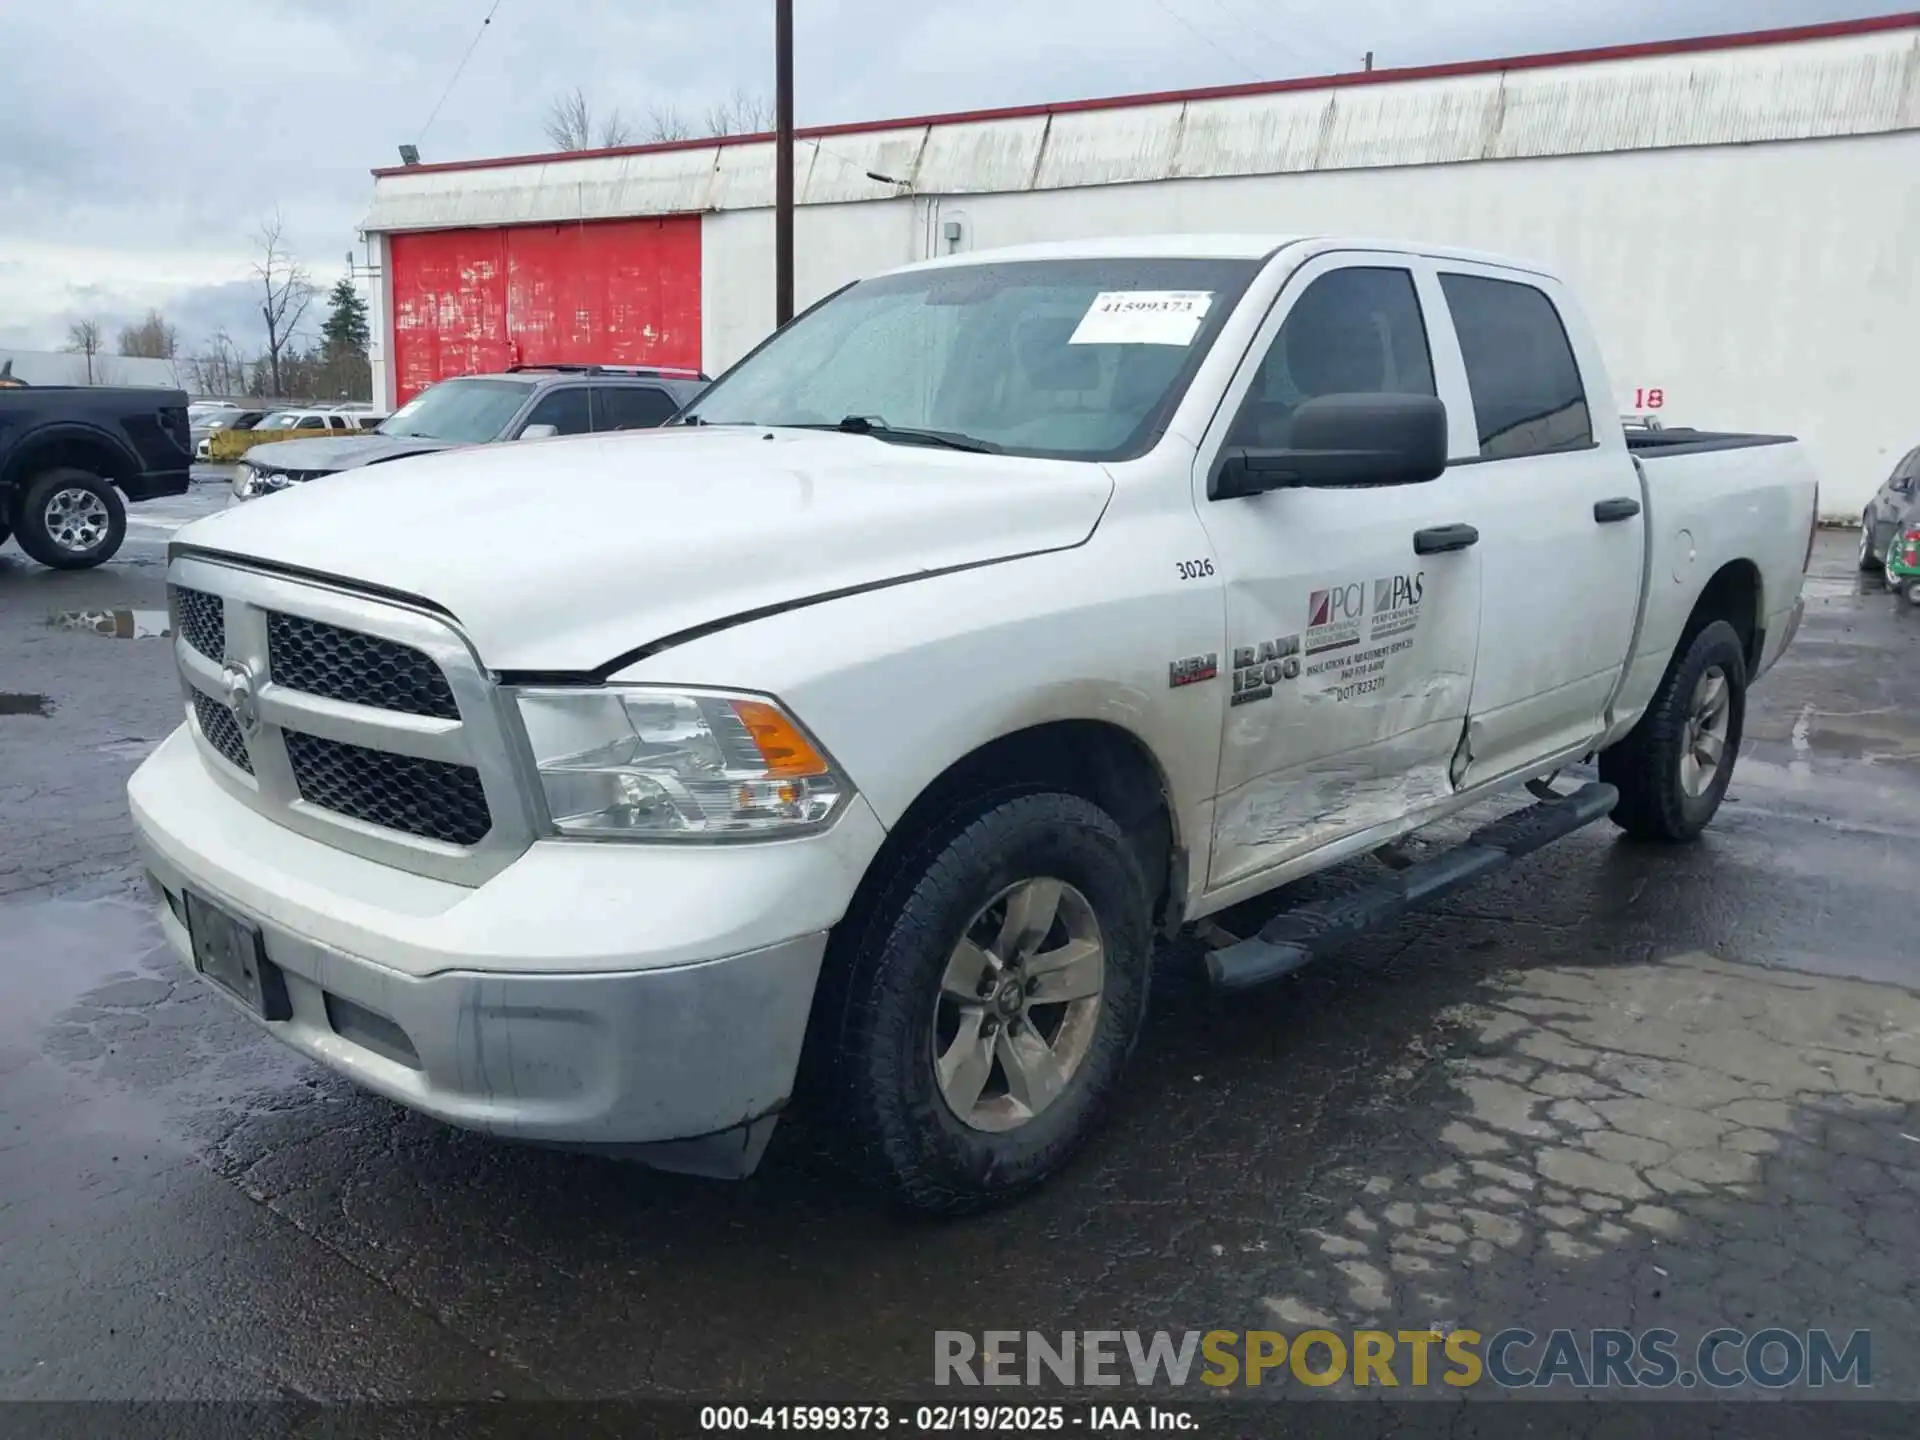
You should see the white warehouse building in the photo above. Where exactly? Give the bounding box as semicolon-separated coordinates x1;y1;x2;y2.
361;14;1920;516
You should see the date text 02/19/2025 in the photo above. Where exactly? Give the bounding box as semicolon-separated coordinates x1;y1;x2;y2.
699;1405;1197;1432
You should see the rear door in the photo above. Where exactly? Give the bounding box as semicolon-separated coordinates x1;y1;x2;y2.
1434;266;1646;786
1192;252;1485;889
590;385;680;431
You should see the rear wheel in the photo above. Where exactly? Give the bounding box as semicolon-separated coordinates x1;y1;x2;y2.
1600;620;1747;843
15;468;125;569
820;790;1152;1213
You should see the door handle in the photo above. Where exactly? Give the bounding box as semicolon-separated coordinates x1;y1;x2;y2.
1413;524;1480;555
1594;497;1642;523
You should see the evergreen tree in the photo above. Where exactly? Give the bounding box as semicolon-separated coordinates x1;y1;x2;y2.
320;276;370;357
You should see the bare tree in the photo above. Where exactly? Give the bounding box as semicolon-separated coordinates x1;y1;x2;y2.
118;308;180;359
544;87;634;150
638;103;695;143
543;88;762;150
186;328;248;399
704;88;772;137
63;319;106;383
253;210;315;399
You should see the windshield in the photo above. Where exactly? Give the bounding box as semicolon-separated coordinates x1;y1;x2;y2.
258;411;298;428
378;377;534;443
681;257;1260;461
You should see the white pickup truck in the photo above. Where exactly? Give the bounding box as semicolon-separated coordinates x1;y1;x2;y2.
130;235;1819;1212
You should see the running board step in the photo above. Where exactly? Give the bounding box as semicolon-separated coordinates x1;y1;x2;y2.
1204;782;1619;993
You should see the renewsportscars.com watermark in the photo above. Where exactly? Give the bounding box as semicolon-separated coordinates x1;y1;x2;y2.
934;1328;1872;1391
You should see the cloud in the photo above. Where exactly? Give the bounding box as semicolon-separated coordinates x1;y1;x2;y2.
0;0;1896;350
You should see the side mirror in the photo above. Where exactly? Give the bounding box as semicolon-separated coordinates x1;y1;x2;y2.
1213;393;1449;499
519;423;559;441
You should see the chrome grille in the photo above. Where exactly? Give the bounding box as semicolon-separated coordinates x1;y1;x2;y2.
190;691;252;773
266;612;458;719
167;554;533;886
284;731;491;846
172;586;224;660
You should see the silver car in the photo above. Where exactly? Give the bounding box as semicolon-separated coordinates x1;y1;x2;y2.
231;366;708;501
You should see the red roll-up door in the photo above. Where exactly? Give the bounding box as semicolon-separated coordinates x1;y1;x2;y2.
389;230;511;402
388;216;702;405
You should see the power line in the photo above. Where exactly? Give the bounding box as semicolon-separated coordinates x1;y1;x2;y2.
419;0;508;147
1145;0;1266;82
1202;0;1357;73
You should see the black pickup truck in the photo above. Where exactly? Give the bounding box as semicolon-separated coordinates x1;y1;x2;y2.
0;386;193;568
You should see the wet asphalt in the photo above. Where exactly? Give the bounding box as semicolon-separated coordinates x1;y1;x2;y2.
3;484;1919;1428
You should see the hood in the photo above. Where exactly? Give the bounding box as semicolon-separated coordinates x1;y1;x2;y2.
243;433;457;472
177;427;1114;672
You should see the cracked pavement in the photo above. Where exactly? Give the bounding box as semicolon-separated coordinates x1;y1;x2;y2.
3;509;1918;1426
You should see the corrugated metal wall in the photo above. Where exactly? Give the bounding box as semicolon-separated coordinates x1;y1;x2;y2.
362;23;1920;234
388;217;700;404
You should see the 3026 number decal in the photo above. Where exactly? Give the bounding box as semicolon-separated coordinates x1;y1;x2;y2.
1176;559;1216;580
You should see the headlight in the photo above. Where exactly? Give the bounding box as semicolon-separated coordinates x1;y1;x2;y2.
512;687;850;839
233;464;293;500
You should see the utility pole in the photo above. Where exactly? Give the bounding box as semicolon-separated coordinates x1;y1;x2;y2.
775;0;795;326
1363;51;1374;71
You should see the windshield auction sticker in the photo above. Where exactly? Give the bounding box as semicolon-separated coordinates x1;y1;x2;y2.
1070;291;1214;346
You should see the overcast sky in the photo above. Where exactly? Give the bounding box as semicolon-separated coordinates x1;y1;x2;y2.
0;0;1898;358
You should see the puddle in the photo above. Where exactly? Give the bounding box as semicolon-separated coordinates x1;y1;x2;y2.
0;692;50;716
46;608;171;639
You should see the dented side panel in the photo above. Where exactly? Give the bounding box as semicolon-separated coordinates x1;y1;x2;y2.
1190;250;1486;889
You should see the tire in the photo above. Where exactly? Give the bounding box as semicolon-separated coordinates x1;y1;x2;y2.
15;468;126;570
1887;555;1907;597
819;790;1153;1214
1599;620;1747;843
1859;517;1879;572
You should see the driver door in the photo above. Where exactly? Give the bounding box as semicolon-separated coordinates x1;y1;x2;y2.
1192;253;1485;891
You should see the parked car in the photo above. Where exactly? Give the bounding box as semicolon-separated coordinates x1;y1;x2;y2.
194;410;270;460
1858;443;1920;574
190;406;259;454
1;385;192;567
229;365;707;500
130;236;1817;1210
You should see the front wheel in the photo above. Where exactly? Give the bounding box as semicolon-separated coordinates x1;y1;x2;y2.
1600;620;1747;843
1859;517;1879;572
15;468;126;569
820;791;1153;1213
1887;555;1908;597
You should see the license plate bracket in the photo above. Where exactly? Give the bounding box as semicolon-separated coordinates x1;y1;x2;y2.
184;890;291;1021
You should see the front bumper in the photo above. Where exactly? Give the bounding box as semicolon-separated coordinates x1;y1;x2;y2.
130;726;888;1171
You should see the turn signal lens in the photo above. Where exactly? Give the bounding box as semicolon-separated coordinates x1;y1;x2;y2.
729;698;830;778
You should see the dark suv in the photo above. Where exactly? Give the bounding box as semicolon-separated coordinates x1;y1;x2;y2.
231;365;709;501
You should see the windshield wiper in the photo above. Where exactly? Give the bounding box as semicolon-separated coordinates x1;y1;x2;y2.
795;415;1000;454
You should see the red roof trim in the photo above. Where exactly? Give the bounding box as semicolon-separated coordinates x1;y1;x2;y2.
372;11;1920;178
